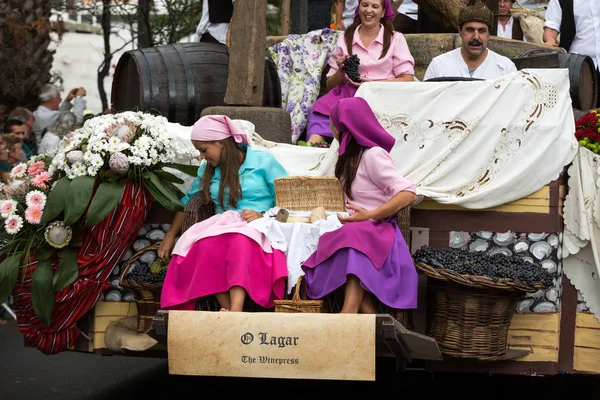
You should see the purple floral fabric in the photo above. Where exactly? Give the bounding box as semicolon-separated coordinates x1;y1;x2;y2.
268;28;341;144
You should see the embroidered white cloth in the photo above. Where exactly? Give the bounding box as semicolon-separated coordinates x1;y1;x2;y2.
166;69;577;211
249;208;347;294
352;68;578;209
562;147;600;322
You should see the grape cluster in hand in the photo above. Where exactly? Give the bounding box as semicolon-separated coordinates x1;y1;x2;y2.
343;54;361;83
413;245;555;287
127;261;167;283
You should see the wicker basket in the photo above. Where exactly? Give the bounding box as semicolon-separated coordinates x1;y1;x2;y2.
274;276;325;313
119;243;163;333
416;261;550;361
274;176;346;212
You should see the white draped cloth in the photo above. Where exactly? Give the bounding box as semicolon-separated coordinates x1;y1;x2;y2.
354;68;578;209
167;69;577;211
563;147;600;322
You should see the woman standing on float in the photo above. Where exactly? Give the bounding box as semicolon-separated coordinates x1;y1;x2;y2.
305;0;415;145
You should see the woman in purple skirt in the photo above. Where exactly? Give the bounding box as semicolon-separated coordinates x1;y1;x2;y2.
302;97;418;313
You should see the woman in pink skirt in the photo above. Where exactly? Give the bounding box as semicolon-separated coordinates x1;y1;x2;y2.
159;115;289;312
302;97;418;313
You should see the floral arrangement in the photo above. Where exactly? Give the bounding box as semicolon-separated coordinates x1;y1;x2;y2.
0;111;198;325
575;109;600;154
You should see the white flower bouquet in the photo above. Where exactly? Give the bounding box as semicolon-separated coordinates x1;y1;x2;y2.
0;111;199;325
44;111;198;228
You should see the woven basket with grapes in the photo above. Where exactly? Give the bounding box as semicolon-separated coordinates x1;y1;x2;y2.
412;245;555;361
119;243;169;333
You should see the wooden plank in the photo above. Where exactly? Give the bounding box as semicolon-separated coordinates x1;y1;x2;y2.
508;330;559;347
575;328;600;349
94;301;137;317
415;186;551;213
574;347;600;373
506;345;559;362
416;202;550;214
93;332;107;350
558;277;577;373
508;313;560;332
412;209;562;233
576;312;600;329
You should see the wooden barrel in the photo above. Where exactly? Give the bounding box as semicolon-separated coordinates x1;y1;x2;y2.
557;53;597;110
111;42;282;126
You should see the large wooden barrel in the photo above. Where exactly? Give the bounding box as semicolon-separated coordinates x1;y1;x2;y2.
111;42;282;126
557;53;597;110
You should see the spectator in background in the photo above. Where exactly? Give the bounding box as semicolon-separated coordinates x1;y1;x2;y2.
193;0;234;46
543;0;599;106
32;84;86;148
3;120;33;161
37;111;78;156
394;0;419;34
7;107;37;155
497;0;524;40
333;0;358;31
0;134;25;183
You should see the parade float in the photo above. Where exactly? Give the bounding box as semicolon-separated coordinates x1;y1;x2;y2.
4;0;600;381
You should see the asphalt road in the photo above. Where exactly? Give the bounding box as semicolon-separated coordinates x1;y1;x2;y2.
2;319;600;399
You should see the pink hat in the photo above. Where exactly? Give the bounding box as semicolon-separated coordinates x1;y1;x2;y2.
190;115;248;144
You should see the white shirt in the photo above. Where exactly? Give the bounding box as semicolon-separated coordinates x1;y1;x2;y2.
342;0;359;29
37;132;61;156
544;0;600;69
193;0;234;44
424;48;518;81
398;0;418;21
32;98;85;148
497;16;514;39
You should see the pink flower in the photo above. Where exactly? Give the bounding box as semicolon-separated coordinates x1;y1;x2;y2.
25;206;43;225
1;200;17;217
31;172;52;190
27;161;46;176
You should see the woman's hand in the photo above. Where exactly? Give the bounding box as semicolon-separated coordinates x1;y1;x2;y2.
335;55;349;69
241;209;263;223
348;76;372;88
337;204;373;224
158;234;176;262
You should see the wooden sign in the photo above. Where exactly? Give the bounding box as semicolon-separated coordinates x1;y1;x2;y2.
167;311;376;381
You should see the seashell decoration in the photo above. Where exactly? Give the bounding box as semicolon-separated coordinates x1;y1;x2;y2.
493;231;516;246
449;230;562;314
478;231;493;240
488;247;512;257
547;233;559;247
513;240;529;253
516;298;535;314
531;241;553;260
450;231;471;249
468;239;489;252
527;233;547;241
541;259;557;274
532;302;557;312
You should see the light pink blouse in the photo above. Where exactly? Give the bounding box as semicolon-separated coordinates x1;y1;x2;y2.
326;24;415;80
345;147;416;212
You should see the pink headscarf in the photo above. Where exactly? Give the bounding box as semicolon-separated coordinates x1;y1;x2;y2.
354;0;395;20
190;115;248;144
330;97;396;155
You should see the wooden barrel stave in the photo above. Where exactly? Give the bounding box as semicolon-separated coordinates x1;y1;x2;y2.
111;42;281;126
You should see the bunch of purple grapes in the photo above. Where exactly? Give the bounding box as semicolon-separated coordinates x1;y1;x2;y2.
343;54;361;83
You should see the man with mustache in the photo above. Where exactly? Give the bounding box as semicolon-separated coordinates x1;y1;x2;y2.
424;0;517;80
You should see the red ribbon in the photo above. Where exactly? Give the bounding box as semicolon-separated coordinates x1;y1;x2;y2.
12;184;153;355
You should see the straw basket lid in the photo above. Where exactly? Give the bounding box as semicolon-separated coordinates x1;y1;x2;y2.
274;176;345;212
